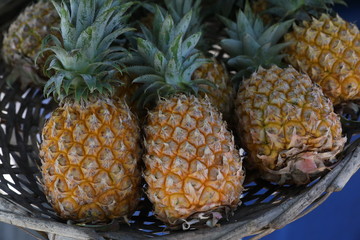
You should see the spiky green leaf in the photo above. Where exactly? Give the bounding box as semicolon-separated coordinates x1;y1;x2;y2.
182;58;209;81
153;51;168;74
44;0;135;102
125;66;156;75
258;20;293;45
133;74;165;84
129;6;210;107
220;39;242;58
159;15;174;52
173;10;192;39
168;34;183;64
182;32;201;58
221;1;294;88
81;74;97;92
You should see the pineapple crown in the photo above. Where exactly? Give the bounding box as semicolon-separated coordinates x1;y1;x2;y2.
139;0;208;51
264;0;346;21
141;0;203;34
220;2;292;88
164;0;203;36
38;0;134;103
127;8;210;107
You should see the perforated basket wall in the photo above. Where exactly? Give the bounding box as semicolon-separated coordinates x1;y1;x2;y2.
0;68;359;240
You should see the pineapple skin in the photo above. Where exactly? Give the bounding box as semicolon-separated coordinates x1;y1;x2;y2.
40;98;142;223
143;94;244;226
193;58;234;120
236;66;346;185
284;14;360;105
2;1;59;80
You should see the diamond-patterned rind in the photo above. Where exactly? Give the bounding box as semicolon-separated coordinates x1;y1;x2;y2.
40;98;142;223
235;66;346;185
143;94;244;225
284;14;360;104
2;1;60;78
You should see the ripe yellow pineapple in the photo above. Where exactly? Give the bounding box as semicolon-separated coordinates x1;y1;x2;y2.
2;0;60;87
221;3;346;185
284;14;360;105
263;0;358;105
236;66;346;184
39;0;141;223
41;99;141;222
129;10;244;227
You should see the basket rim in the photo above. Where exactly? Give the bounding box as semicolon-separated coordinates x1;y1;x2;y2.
0;144;359;240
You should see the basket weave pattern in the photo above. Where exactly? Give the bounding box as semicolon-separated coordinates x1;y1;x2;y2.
0;77;359;239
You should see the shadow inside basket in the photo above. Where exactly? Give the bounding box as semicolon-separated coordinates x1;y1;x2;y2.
0;75;359;239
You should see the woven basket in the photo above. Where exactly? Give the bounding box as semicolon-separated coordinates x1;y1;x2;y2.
0;68;359;240
1;1;360;240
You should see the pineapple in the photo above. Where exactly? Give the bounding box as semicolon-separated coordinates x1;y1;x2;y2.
129;10;244;227
165;0;234;119
0;0;32;40
134;0;234;119
39;0;141;223
221;4;346;185
2;0;60;87
285;14;359;105
264;0;359;105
